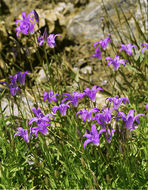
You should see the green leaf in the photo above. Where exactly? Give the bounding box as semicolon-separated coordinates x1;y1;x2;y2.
126;64;141;74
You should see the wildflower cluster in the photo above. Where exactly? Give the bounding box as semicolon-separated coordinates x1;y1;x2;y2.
92;36;148;70
81;96;145;148
13;82;145;150
37;28;62;48
14;86;103;142
0;71;29;96
14;107;54;142
15;12;35;37
15;10;61;48
2;10;146;151
91;34;111;60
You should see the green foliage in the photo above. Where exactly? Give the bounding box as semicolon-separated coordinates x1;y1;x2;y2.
0;114;147;189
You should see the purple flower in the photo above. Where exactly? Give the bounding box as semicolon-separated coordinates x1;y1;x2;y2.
15;12;35;37
37;32;61;47
91;47;102;60
29;107;53;125
31;122;49;137
14;127;30;143
84;85;104;102
106;96;129;109
145;104;148;110
16;71;29;85
47;34;62;48
102;107;115;122
0;75;21;96
37;28;47;46
76;108;100;122
37;35;44;46
93;34;111;50
92;107;115;128
118;110;145;131
52;102;70;116
141;43;148;53
0;71;29;96
82;124;114;148
82;124;101;149
100;128;115;143
34;9;39;23
105;55;128;70
62;91;84;107
43;90;58;103
119;43;137;56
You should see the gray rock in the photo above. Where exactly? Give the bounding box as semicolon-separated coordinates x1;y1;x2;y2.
81;66;92;74
36;68;48;84
134;0;148;33
66;0;137;41
1;96;34;119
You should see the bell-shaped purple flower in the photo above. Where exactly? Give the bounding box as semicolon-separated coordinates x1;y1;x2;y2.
99;128;115;143
117;110;145;131
37;28;47;46
52;102;70;116
93;34;111;50
15;12;35;37
16;71;30;85
0;75;21;96
106;96;129;109
84;85;103;102
82;124;115;148
62;91;84;107
105;55;128;70
92;107;115;128
29;107;53;125
47;34;62;48
9;75;21;96
91;47;102;60
43;90;58;103
14;127;30;143
31;122;49;137
119;43;137;56
141;43;148;53
82;124;101;149
76;108;100;122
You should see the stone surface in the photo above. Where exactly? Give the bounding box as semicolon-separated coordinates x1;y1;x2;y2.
1;96;34;119
36;68;48;83
66;0;139;42
81;66;92;74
